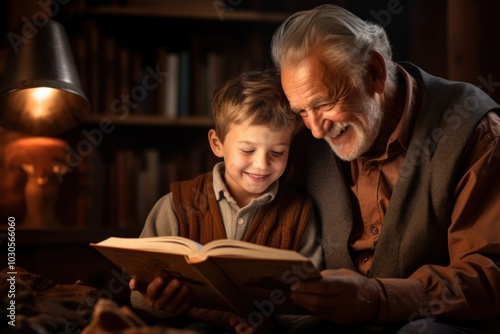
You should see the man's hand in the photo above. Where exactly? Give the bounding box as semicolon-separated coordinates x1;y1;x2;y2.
129;277;192;315
290;269;380;325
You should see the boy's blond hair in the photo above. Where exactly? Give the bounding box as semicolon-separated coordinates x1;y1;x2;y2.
211;69;299;142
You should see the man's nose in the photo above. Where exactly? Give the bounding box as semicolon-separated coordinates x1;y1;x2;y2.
307;111;329;139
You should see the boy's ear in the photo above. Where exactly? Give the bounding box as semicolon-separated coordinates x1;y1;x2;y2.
208;129;224;158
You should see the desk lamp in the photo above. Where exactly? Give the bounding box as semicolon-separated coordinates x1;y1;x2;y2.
0;20;90;228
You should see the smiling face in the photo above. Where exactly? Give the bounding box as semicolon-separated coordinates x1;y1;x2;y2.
209;123;293;207
281;53;384;161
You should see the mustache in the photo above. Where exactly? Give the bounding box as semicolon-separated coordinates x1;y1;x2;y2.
327;122;350;138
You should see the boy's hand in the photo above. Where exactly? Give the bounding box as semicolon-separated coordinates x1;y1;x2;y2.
129;277;192;315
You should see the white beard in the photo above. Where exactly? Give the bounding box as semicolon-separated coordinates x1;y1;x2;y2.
325;95;383;161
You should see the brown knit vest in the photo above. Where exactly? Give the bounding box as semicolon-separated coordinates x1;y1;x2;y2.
170;172;313;329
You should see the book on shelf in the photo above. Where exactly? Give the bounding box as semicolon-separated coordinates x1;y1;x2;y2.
117;46;131;111
157;47;179;119
177;50;191;117
75;148;105;228
83;19;100;114
136;149;161;223
108;148;162;228
70;17;254;118
91;236;321;316
72;144;217;228
101;36;118;113
116;149;137;228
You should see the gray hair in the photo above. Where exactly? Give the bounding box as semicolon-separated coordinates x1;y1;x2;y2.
271;4;396;87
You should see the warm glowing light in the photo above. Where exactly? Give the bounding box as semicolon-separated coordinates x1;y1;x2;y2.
32;106;46;117
28;87;56;118
33;87;53;101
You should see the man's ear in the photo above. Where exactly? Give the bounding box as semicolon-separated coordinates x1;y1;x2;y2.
208;129;224;158
366;51;387;95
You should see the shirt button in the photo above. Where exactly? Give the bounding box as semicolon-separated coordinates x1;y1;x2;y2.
370;225;379;235
237;218;244;225
357;253;372;275
361;254;370;264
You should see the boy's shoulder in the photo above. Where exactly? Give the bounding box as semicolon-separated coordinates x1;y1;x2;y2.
169;171;214;195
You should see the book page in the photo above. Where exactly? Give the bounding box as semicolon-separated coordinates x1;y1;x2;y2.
190;239;308;262
93;236;202;254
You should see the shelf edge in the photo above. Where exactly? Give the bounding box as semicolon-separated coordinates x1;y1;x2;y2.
84;5;291;23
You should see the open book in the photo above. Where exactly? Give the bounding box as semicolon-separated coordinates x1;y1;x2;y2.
91;236;321;317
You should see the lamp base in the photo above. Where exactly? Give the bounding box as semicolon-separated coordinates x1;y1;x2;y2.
5;137;69;229
22;164;63;228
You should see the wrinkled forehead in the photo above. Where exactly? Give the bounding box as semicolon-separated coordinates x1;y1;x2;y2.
281;57;328;98
281;55;354;113
281;55;321;90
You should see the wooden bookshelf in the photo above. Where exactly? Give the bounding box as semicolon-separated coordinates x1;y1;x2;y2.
47;1;285;229
84;114;214;128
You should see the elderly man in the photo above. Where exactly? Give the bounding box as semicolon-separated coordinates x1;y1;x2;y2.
272;4;500;333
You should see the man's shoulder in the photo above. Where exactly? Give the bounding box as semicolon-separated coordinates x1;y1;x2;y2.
399;62;499;108
277;181;313;206
473;111;500;143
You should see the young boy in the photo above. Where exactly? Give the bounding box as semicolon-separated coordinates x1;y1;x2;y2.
129;70;322;333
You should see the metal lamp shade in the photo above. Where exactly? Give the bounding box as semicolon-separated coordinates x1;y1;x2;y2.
0;20;90;136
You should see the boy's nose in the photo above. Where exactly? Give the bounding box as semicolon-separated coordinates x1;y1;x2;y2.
253;152;270;169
